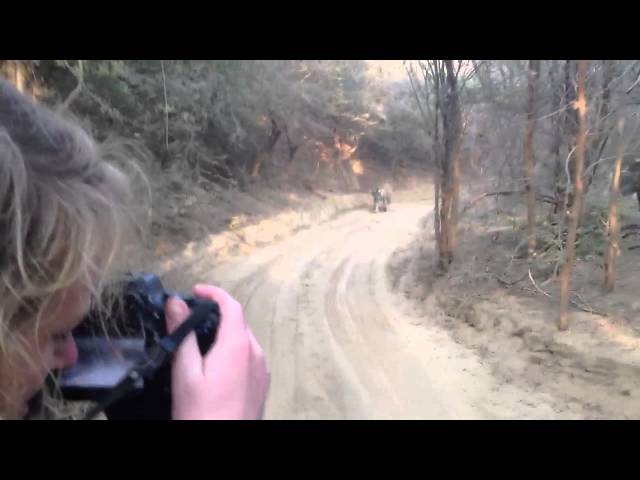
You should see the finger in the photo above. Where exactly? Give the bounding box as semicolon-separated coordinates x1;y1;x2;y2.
247;328;269;388
192;284;247;341
247;328;266;370
165;296;202;378
247;328;270;419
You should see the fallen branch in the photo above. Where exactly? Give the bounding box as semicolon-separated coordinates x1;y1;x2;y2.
536;194;557;205
528;268;551;297
508;236;529;265
523;269;608;317
461;190;557;215
462;190;522;214
496;271;528;286
571;291;602;316
540;274;557;288
626;71;640;94
621;229;640;239
621;223;640;232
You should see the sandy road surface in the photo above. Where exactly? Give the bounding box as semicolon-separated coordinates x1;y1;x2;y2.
173;200;560;419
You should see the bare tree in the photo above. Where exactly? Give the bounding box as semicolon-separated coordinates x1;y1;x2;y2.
584;60;615;197
406;60;466;272
556;60;578;217
548;60;566;214
523;60;540;261
603;118;626;292
439;60;463;269
558;60;588;331
247;114;282;178
282;123;299;163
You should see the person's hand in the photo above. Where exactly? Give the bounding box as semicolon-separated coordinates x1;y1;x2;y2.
165;284;270;420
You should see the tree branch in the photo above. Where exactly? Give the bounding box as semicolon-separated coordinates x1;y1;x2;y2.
626;70;640;94
405;62;430;135
58;60;84;112
160;60;169;152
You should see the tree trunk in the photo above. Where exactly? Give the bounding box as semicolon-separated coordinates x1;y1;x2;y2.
523;60;540;261
413;60;461;273
434;172;443;265
603;119;625;292
585;60;615;194
549;60;564;214
558;60;588;331
562;60;578;214
555;60;579;252
282;123;299;163
14;60;25;93
439;185;452;270
247;116;282;178
441;60;462;267
430;62;447;271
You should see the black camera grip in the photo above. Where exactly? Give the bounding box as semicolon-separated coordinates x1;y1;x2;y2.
159;298;218;354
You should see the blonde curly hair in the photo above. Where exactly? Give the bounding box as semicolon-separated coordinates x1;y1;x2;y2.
0;78;148;414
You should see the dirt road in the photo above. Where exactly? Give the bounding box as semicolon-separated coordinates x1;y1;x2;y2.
163;198;566;420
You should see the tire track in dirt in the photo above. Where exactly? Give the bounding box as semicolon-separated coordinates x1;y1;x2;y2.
182;200;544;419
214;217;375;418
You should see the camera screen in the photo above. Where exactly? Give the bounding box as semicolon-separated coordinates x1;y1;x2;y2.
59;337;146;400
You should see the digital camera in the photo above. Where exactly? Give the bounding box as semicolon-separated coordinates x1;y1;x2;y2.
58;273;220;420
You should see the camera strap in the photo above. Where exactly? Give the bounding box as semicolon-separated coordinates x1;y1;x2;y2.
81;300;217;420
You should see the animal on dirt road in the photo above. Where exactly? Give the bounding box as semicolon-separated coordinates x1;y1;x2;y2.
372;185;392;213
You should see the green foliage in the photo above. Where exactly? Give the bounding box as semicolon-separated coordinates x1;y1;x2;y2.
24;60;431;187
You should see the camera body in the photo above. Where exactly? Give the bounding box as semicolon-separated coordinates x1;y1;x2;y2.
59;273;220;420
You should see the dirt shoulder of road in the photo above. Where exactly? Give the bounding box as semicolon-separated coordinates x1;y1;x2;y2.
389;203;640;419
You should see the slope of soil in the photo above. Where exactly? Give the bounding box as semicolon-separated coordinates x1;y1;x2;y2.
390;201;640;419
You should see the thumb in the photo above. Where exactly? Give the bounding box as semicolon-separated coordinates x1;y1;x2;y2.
165;296;202;377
